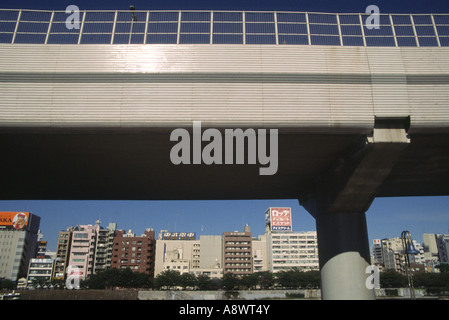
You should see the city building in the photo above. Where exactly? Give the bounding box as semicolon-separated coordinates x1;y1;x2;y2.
267;231;319;272
111;228;156;277
52;227;73;281
437;234;449;263
372;239;383;268
423;233;449;268
252;234;268;272
263;207;319;273
381;237;425;274
154;230;200;276
67;223;100;281
0;212;41;281
93;222;117;274
26;258;54;286
155;232;223;279
222;225;253;276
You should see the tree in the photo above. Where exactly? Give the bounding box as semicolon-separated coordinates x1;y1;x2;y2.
0;278;15;290
82;268;151;289
437;263;449;273
179;273;197;290
196;274;213;290
275;269;320;289
221;273;240;290
240;273;258;290
254;271;275;289
154;270;181;290
379;270;408;288
276;270;299;288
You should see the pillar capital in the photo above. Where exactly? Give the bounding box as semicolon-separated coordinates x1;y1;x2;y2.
300;119;410;217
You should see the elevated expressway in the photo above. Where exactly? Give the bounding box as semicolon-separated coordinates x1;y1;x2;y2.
1;10;448;299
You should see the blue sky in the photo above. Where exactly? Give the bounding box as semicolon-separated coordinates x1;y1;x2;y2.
0;0;448;252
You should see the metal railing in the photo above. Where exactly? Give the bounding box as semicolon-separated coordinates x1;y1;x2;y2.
0;9;448;46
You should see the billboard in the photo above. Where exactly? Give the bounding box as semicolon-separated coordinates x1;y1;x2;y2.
162;232;196;240
266;207;292;231
0;212;30;230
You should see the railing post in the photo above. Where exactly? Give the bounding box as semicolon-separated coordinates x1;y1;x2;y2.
11;9;22;44
77;10;86;44
410;14;420;48
274;11;279;45
390;14;398;47
45;10;55;44
111;10;117;44
336;13;343;46
431;14;441;47
306;12;311;45
177;10;181;44
359;13;367;47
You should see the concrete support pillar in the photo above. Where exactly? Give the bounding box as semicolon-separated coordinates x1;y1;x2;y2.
300;119;410;300
316;211;374;300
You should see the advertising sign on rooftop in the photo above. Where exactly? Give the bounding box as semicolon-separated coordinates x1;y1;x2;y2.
265;207;292;231
162;232;196;240
0;212;30;230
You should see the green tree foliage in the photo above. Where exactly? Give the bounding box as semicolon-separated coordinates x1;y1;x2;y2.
275;269;320;289
0;277;15;290
379;270;408;288
153;269;181;290
255;271;275;289
82;268;151;289
413;272;449;289
437;263;449;273
179;272;197;289
221;273;240;290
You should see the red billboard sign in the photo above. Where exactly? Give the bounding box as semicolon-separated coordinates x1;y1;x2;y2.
266;207;292;231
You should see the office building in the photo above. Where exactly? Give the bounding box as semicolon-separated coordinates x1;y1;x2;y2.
0;212;41;281
111;228;156;277
52;227;73;280
223;225;253;276
93;222;117;274
263;207;319;272
26;258;54;286
154;230;199;276
267;231;319;272
155;232;223;279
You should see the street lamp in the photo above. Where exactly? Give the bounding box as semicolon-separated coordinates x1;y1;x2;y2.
401;230;419;300
129;5;138;44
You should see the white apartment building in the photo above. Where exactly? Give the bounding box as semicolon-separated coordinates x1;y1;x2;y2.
267;231;319;272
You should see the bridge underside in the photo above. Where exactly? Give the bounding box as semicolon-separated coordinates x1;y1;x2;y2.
1;129;448;200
